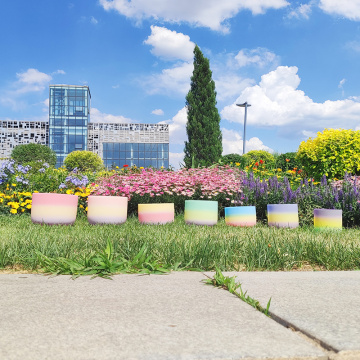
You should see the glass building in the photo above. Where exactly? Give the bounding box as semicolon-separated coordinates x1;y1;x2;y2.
88;123;169;169
102;142;169;168
49;85;90;167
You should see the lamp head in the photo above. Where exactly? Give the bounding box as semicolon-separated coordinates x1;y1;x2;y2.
236;102;251;107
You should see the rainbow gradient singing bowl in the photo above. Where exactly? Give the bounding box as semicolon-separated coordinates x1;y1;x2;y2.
87;196;128;225
31;193;78;225
225;206;256;227
314;209;342;230
138;203;175;224
267;204;299;228
184;200;218;226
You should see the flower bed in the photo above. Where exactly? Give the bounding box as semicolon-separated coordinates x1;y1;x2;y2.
2;158;360;228
91;166;242;215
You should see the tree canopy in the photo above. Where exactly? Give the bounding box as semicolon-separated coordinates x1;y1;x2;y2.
184;45;222;167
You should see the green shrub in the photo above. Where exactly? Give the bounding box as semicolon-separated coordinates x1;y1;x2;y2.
275;152;302;171
243;150;275;168
64;151;104;172
221;153;244;166
11;144;56;167
296;128;360;180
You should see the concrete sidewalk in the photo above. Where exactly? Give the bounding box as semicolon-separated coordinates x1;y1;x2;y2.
0;271;359;360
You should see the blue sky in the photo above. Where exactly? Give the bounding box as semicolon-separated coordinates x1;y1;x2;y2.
1;0;360;168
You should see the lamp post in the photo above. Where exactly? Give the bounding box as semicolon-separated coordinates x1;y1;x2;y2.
236;102;251;155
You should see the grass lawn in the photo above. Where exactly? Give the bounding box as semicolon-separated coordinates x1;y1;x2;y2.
1;214;359;276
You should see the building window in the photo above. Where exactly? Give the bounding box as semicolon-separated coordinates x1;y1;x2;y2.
102;142;169;169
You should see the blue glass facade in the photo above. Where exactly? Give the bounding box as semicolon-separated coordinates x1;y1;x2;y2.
49;85;90;167
103;142;169;169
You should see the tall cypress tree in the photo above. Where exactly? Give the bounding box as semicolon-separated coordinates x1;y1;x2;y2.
184;45;222;168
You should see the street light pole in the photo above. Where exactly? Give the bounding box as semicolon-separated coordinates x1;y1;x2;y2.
236;102;251;155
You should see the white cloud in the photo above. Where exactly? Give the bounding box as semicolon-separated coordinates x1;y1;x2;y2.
15;68;52;94
345;40;360;52
338;78;346;97
144;26;195;61
169;152;185;169
142;62;193;96
301;130;317;138
90;16;99;24
42;98;49;112
151;109;164;116
319;0;360;20
221;66;360;135
338;78;346;88
214;75;255;102
90;108;133;123
52;69;66;75
234;48;279;68
100;0;289;32
287;3;313;19
222;128;273;155
160;107;188;145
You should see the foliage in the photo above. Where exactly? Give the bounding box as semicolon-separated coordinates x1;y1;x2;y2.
11;143;56;167
221;154;245;167
243;150;275;168
297;128;360;180
275;152;302;172
36;240;170;279
184;45;222;167
204;269;271;316
64;150;104;172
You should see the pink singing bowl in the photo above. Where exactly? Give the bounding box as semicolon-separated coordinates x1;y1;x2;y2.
87;196;128;225
138;203;174;224
31;193;78;225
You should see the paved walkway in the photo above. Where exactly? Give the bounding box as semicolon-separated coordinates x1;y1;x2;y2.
0;271;359;360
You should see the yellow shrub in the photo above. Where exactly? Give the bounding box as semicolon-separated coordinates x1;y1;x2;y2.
297;128;360;180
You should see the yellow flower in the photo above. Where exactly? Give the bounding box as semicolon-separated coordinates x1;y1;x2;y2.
21;208;25;212
12;183;16;187
235;162;240;166
26;205;32;209
10;209;17;214
66;189;73;195
79;204;84;208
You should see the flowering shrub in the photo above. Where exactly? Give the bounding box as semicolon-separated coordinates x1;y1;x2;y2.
0;185;32;215
243;150;275;169
275;152;302;172
59;168;89;190
237;172;360;227
297;128;360;180
91;166;242;215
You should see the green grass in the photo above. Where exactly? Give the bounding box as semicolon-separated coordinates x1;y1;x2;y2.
1;214;360;275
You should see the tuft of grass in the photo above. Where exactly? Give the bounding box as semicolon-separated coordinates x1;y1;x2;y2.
0;214;360;274
203;268;272;316
36;240;170;279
